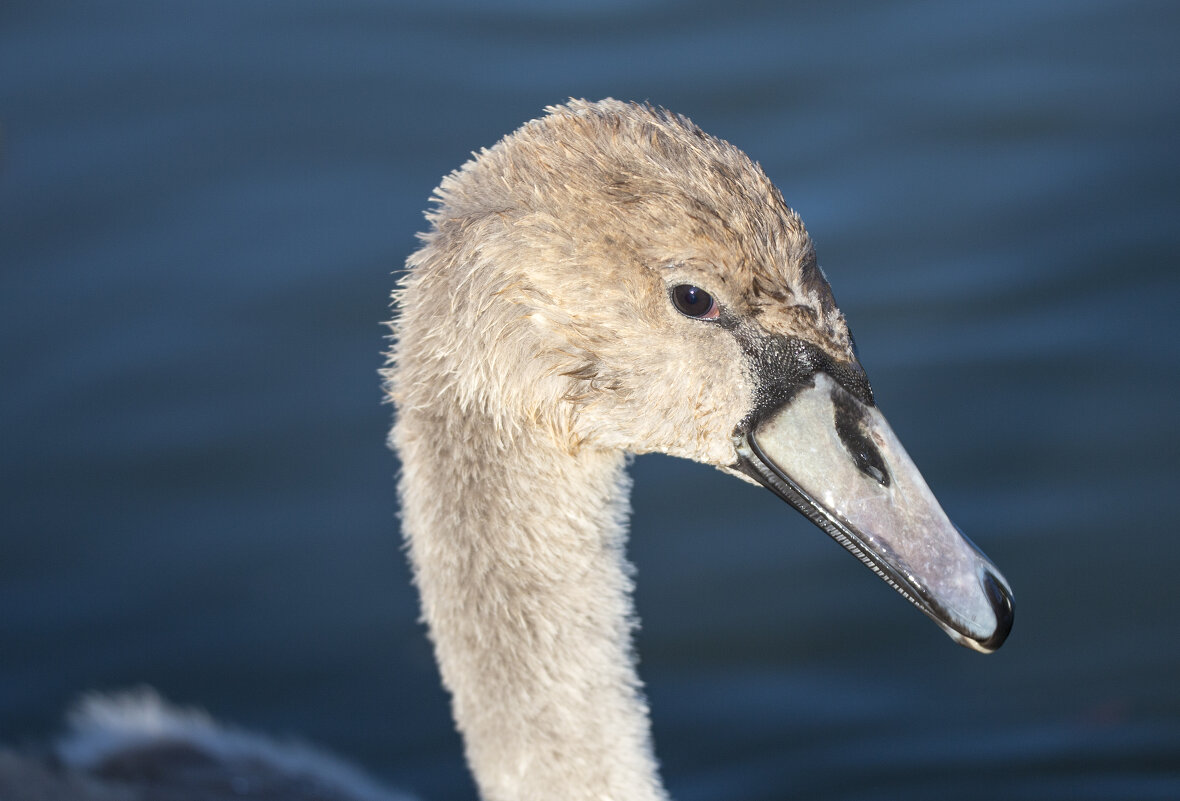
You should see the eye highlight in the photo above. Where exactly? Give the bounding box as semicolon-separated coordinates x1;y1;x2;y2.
670;285;719;320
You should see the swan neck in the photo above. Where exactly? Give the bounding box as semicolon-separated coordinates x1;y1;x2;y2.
395;408;667;801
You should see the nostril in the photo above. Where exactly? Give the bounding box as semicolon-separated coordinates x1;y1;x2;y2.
831;390;890;488
979;570;1015;652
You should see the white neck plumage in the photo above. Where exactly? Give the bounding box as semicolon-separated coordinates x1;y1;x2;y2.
393;403;667;801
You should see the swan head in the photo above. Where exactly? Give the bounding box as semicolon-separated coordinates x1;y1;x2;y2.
393;98;1012;653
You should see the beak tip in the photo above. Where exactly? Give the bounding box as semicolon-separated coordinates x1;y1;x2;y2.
976;569;1015;652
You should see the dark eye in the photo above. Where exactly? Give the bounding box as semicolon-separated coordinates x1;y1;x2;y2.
670;285;719;320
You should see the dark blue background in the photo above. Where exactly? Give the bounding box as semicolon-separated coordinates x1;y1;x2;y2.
2;1;1178;799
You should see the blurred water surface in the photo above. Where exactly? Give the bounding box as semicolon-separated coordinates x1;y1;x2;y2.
2;1;1178;799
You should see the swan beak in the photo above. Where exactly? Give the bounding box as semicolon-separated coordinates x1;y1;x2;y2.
734;373;1014;653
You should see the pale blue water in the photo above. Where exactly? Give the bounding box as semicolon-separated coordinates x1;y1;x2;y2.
2;1;1178;799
